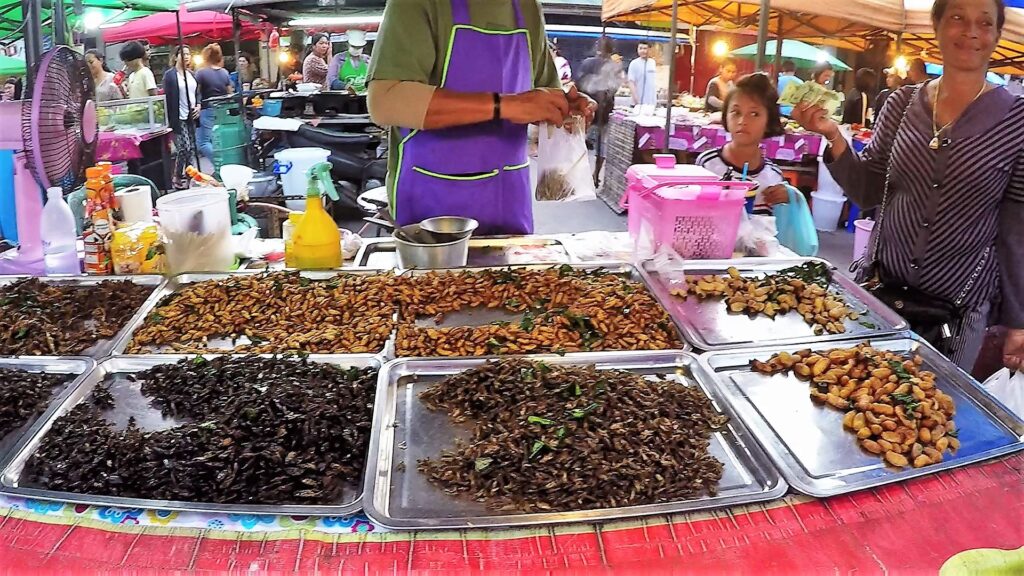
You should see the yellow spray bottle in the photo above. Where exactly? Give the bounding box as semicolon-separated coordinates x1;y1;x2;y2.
292;162;341;269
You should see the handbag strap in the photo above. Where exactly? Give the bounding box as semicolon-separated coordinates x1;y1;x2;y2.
868;84;989;307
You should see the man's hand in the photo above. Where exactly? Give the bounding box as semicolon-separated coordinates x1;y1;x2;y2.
501;88;569;126
762;184;791;206
1003;328;1024;371
566;84;597;128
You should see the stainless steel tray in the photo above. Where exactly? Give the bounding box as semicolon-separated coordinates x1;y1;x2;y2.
640;258;908;351
110;269;392;355
0;274;165;358
352;235;576;269
0;357;95;466
0;354;380;515
396;262;687;354
363;352;788;529
699;335;1024;498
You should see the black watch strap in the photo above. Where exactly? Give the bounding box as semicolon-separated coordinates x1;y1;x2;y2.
493;92;501;121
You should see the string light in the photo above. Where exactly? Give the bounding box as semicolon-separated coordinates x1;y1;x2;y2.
712;41;729;58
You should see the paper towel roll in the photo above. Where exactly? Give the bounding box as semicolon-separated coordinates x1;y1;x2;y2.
115;185;154;224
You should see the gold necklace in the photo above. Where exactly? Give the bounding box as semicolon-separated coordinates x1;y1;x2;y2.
930;77;988;150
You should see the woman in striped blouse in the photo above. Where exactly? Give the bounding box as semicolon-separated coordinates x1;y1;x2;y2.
793;0;1023;372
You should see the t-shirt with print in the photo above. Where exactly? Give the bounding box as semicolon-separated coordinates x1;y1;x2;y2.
367;0;561;204
696;148;786;215
127;66;157;98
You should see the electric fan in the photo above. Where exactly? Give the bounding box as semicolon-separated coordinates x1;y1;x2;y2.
0;46;97;274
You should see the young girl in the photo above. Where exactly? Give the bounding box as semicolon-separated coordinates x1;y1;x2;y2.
696;73;789;215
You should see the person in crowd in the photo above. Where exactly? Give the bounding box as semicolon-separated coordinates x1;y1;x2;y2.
328;29;371;93
195;43;233;161
810;62;835;89
577;35;624;185
549;40;572;88
119;41;157;98
231;52;256;93
303;32;331;89
875;71;903;115
792;0;1024;371
86;49;123;102
162;46;201;189
776;60;803;116
704;58;739;112
696;73;789;215
842;67;878;125
2;78;16;101
907;57;930;84
628;41;657;107
367;0;594;235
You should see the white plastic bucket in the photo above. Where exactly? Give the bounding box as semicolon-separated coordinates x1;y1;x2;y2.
853;219;875;261
155;188;234;273
810;191;846;232
274;147;330;211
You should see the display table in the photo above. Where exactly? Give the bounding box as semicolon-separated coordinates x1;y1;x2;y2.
96;127;173;191
631;116;824;163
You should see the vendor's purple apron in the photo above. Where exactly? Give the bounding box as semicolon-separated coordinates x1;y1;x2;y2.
392;0;533;235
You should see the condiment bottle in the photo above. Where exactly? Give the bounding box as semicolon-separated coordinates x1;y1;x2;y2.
283;211;303;268
185;166;222;187
83;218;113;275
291;162;341;269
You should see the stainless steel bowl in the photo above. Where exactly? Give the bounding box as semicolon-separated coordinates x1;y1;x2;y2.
393;230;471;269
249;171;279;198
419;216;479;237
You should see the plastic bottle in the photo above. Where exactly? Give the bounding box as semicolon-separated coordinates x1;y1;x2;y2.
283;211;303;268
185;166;222;187
40;187;80;275
291;162;341;269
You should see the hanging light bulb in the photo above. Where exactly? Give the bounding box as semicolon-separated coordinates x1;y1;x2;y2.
711;41;729;58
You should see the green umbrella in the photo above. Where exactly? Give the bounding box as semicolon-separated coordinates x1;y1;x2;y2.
0;53;25;77
731;39;851;71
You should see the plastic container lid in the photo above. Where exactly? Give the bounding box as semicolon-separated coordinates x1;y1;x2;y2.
85;166;105;179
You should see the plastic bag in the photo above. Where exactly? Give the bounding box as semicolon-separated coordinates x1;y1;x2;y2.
775;185;820;256
735;212;779;257
535;118;596;202
981;369;1024;418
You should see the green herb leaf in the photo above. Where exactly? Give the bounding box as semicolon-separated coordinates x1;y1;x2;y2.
520;367;535;382
147;312;164;324
859;320;878;329
574;383;582;396
505;299;521;309
520;311;535;332
557;264;574;277
536;362;552;375
529;440;545;459
527;416;555;426
888;360;913;382
554;347;567;357
474;457;493;472
947;428;959;438
569;402;599;419
13;327;28;339
490;320;511;327
556;426;566;439
192;356;207;365
298;276;312;287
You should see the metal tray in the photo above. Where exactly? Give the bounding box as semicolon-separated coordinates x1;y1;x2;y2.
0;357;95;466
0;275;165;358
110;269;392;355
0;354;381;516
396;262;687;354
363;352;788;529
699;335;1024;498
640;258;908;351
352;235;575;269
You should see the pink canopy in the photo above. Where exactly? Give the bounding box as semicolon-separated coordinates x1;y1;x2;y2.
102;7;267;46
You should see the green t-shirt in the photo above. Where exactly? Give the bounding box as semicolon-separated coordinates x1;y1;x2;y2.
369;0;560;200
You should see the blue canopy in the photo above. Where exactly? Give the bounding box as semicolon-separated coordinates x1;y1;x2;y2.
924;63;1007;85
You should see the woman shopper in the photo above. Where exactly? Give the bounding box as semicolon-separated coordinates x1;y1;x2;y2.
195;43;233;161
119;41;157;98
809;62;834;89
302;33;331;89
842;67;878;126
792;0;1024;371
231;52;255;93
163;46;201;189
85;49;123;102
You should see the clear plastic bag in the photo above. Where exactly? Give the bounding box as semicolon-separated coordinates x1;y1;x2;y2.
535;118;596;202
982;369;1024;418
735;212;779;257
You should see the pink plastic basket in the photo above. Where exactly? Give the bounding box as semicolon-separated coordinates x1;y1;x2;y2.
625;177;753;259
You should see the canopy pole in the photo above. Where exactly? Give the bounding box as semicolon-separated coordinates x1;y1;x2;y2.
176;9;202;172
689;23;697;94
52;0;66;46
23;0;42;91
232;9;249;166
664;0;678;154
773;16;784;74
755;0;770;70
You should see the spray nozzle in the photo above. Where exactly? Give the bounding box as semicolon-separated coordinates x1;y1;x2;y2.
306;162;339;201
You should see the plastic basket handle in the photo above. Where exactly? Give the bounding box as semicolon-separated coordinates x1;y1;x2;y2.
621;178;756;209
273;160;292;175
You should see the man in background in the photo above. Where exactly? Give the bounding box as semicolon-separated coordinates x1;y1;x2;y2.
776;60;802;116
907;58;929;85
578;36;623;185
627;41;657;107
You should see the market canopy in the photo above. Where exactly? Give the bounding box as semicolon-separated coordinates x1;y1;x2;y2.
602;1;1024;73
102;6;269;46
0;0;179;40
732;39;851;70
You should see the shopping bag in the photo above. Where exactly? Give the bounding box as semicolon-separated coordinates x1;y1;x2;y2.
982;368;1024;418
535;118;596;202
774;185;819;256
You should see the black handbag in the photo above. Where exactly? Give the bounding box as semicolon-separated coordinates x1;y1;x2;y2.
852;85;988;355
